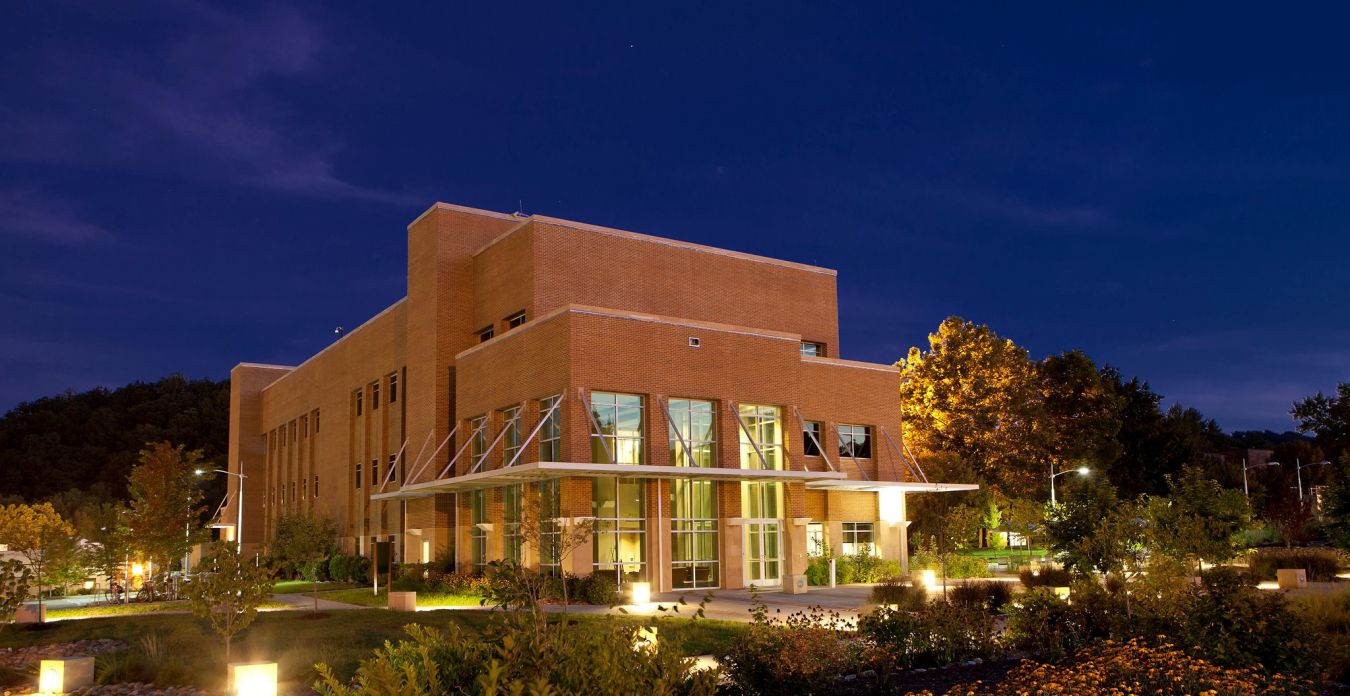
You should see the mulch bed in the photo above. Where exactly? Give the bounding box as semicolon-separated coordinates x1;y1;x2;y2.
825;658;1023;696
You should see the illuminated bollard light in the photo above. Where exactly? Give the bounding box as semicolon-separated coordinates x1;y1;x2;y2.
40;657;95;693
921;570;937;588
227;661;278;696
630;581;651;604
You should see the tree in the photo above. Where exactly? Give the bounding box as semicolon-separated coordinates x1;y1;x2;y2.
1044;481;1121;573
186;542;274;658
74;500;131;584
1038;350;1122;474
898;317;1044;496
268;509;338;613
1319;451;1350;550
0;502;76;612
1073;501;1148;616
512;492;594;612
0;559;32;621
1264;490;1314;548
1146;467;1249;576
124;442;211;574
1292;382;1350;461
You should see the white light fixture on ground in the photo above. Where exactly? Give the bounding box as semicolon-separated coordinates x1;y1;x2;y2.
921;569;936;588
631;581;651;604
227;661;277;696
40;657;94;693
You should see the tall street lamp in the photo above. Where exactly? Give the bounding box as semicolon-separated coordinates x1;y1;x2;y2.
1241;458;1278;498
198;466;246;553
1294;459;1329;501
1050;462;1090;506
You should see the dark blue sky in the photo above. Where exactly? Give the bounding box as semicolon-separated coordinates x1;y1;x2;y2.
2;2;1347;431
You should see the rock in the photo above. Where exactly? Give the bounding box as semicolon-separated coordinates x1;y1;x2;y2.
843;674;856;682
860;669;876;678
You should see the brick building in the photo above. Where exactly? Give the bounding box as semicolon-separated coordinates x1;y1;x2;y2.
225;202;974;592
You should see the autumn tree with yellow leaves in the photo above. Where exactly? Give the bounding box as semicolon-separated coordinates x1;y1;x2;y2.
0;502;76;612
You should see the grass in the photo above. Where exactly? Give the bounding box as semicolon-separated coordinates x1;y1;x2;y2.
273;580;355;594
47;600;290;619
0;609;746;692
321;587;483;608
955;547;1049;559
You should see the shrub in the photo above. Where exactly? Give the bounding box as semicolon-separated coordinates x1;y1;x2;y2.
949;580;1013;614
1004;587;1098;659
907;638;1318;696
1247;547;1344;582
912;550;992;579
868;577;927;610
805;556;830;586
720;598;858;696
577;573;618;605
326;553;371;583
858;600;1000;675
1018;565;1073;588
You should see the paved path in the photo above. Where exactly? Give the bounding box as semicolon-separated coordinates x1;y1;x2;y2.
271;592;368;611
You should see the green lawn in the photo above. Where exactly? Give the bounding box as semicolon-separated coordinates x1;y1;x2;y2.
47;600;289;619
321;587;483;608
0;609;747;693
954;547;1049;559
272;580;354;594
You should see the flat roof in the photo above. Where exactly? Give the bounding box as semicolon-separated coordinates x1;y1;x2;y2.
804;480;980;493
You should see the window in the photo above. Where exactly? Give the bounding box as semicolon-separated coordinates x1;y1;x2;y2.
671;479;719;589
469;416;488;472
688;337;700;348
589;392;644;464
280;424;286;445
539;395;562;462
270;430;277;450
738;404;784;470
271;486;276;505
841;522;876;556
291;421;297;443
479;327;494;343
807;522;826;557
313;475;318;498
507;312;526;329
668;399;716;467
803;421;823;457
741;481;783;519
302;477;307;500
290;481;295;502
801;342;824;357
372;382;380;410
355;462;363;489
470;489;487;572
389;373;398;403
388;453;398;483
355;389;363;416
503;484;523;562
371;458;379;487
314;409;320;433
539;478;562;575
838;424;872;459
300;415;308;438
593;477;646;585
501;405;523;466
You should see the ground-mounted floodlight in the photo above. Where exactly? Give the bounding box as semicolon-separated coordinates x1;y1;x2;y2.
227;661;277;696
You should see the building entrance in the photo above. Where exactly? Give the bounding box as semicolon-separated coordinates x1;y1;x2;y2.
744;520;783;586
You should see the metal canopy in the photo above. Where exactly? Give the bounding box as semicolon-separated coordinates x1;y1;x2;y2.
372;461;850;498
804;480;980;493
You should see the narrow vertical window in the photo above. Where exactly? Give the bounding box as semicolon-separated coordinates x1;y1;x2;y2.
668;399;716;467
355;463;363;489
501;405;522;466
313;475;319;498
592;476;646;586
803;421;823;457
388;453;398;482
539;395;562;462
372;382;380;409
314;409;321;433
469;416;488;472
671;478;718;589
389;373;399;403
300;415;307;438
356;389;363;416
470;489;487;572
807;522;826;556
503;484;523;562
290;420;297;443
371;458;379;486
589;392;644;465
280;424;286;445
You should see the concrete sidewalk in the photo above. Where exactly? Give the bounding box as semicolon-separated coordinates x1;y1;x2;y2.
271;592;368;610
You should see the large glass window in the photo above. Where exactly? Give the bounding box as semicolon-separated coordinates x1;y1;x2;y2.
671;479;719;589
803;421;823;457
738;404;784;470
539;395;561;462
501;406;523;466
807;522;826;556
589;392;644;465
503;484;523;563
593;477;646;585
842;522;876;556
470;489;487;572
741;481;783;519
838;425;872;459
668;399;716;468
539;478;562;575
469;416;488;471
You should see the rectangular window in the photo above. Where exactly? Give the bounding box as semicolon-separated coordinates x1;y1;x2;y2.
302;477;307;500
671;478;719;589
506;312;526;329
271;486;276;505
738;404;784;470
372;382;380;410
279;424;286;445
801;342;823;357
589;392;644;465
593;476;646;585
469;416;488;472
355;390;363;416
803;421;823;457
501;405;523;466
291;421;297;443
479;327;494;343
470;489;487;572
290;481;295;502
313;475;318;498
300;415;308;438
668;399;716;467
389;373;398;403
388;453;398;483
355;463;362;489
807;522;826;557
539;478;562;575
270;430;277;450
503;484;523;563
838;424;872;459
842;522;876;556
539;395;562;462
314;409;320;433
371;458;379;486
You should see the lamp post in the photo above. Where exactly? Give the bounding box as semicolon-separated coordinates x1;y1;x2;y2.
1241;458;1279;498
198;467;246;553
1294;459;1330;501
1050;463;1091;506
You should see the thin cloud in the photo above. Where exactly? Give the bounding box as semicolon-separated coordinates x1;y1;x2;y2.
0;190;111;245
928;186;1116;232
0;4;415;205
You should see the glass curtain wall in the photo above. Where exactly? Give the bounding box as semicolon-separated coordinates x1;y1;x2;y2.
668;399;716;467
539;478;562;575
469;416;488;472
668;398;718;588
738;404;783;470
503;484;522;562
469;489;487;572
593;477;646;584
590;392;644;464
501;406;522;466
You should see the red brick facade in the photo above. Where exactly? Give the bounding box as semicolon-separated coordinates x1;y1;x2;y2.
226;202;925;591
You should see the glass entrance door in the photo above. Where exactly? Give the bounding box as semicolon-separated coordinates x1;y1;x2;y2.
745;521;782;586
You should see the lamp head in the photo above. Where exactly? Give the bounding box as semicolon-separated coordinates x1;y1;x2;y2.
194;469;205;475
1267;461;1281;467
1077;467;1090;475
1316;461;1331;466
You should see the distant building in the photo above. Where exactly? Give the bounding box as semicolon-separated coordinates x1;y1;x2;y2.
224;202;975;592
1208;449;1275;467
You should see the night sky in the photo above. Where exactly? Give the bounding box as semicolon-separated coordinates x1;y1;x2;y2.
2;3;1348;431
